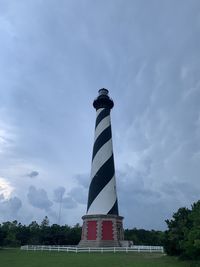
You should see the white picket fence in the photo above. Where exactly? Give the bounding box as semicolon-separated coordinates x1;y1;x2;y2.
21;245;164;253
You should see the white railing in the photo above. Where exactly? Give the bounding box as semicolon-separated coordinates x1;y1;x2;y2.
21;245;164;253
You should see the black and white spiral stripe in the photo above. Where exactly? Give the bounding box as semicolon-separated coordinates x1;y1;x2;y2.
87;108;119;215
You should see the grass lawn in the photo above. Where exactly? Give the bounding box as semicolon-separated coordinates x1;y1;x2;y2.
0;249;198;267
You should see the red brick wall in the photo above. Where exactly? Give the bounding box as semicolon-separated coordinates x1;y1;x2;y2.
87;221;97;240
81;222;85;239
102;221;113;240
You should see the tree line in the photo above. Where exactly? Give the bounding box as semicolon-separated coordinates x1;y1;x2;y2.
0;200;199;260
124;228;164;246
0;215;164;247
0;217;81;247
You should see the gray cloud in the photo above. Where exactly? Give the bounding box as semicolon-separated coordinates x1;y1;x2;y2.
8;196;22;212
67;174;89;206
27;186;53;211
116;173;170;229
62;197;77;209
74;174;90;188
0;196;22;222
27;171;39;178
116;162;200;229
53;186;65;203
68;186;87;205
53;186;77;209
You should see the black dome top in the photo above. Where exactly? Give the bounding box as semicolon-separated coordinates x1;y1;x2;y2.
93;88;114;110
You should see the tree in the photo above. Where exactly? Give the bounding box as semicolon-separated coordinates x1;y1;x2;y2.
164;207;191;256
165;200;200;260
40;216;50;228
124;228;164;246
180;201;200;259
0;226;6;247
28;221;40;245
66;224;81;245
16;225;30;245
1;221;20;247
39;217;50;245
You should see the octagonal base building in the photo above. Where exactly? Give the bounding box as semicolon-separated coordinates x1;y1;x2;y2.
79;89;124;247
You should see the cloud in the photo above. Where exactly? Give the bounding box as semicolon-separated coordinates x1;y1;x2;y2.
116;168;168;229
53;186;65;203
27;186;53;211
116;159;200;229
66;174;89;206
27;171;39;178
74;174;90;189
0;120;16;155
0;177;13;199
53;186;77;209
68;186;87;205
7;196;22;212
62;197;77;209
0;196;22;222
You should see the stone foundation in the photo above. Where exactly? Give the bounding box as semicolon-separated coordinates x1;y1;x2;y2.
78;214;124;247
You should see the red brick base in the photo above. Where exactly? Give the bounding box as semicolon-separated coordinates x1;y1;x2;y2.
78;214;124;247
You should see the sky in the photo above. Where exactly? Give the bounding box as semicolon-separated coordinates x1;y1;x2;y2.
0;0;200;230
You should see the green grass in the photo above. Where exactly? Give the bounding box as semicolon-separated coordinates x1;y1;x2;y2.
0;249;198;267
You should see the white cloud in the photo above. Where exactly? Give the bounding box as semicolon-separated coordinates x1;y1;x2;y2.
0;177;13;199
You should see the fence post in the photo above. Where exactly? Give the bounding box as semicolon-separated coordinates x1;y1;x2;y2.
89;247;90;253
126;247;128;253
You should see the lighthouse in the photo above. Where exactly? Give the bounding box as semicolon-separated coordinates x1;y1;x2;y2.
79;89;124;247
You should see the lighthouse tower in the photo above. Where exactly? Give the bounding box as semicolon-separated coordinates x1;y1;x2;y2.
79;89;124;247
